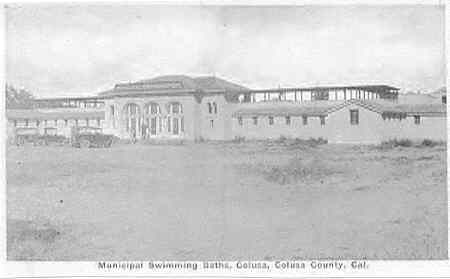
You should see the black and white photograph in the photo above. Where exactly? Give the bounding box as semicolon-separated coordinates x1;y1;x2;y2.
4;3;448;264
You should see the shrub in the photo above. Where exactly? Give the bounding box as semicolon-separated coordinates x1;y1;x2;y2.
232;136;245;143
277;135;288;143
421;139;445;148
380;139;413;149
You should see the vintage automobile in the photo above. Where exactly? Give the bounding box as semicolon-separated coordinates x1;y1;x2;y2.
70;126;114;148
14;127;67;146
14;127;39;146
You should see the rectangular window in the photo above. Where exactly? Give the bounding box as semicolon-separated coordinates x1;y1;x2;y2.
172;104;180;114
65;119;68;126
75;119;79;127
350;109;359;125
181;117;184;132
97;118;101;126
13;120;17;127
25;119;29;127
286;116;291;125
320;116;326;125
252;116;258;125
302;116;308;125
54;120;58;126
269;116;274;125
414;115;421;125
167;117;171;132
210;119;214;128
36;120;40;126
238;117;243;126
86;118;89;127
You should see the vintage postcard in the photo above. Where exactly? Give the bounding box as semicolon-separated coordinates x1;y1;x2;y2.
1;1;449;278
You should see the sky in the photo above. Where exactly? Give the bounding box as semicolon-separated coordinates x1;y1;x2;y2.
6;4;446;97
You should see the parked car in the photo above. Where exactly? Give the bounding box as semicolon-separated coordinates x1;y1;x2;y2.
14;127;39;146
71;126;114;148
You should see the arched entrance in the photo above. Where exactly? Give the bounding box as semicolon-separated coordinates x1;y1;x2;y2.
167;102;184;136
123;103;141;139
143;102;161;138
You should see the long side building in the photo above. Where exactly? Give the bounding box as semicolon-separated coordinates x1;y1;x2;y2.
6;75;447;144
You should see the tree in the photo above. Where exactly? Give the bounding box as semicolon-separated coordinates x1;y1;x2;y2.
6;84;35;109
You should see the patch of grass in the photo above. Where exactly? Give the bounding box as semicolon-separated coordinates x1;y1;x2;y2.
379;139;413;149
261;157;339;185
141;138;185;145
420;139;445;148
285;137;328;149
380;139;446;149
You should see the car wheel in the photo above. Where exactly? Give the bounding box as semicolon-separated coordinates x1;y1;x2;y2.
80;139;90;148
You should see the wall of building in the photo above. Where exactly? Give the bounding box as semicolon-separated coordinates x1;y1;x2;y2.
380;115;447;142
231;114;328;140
326;104;384;144
199;95;234;140
231;103;447;144
103;95;199;140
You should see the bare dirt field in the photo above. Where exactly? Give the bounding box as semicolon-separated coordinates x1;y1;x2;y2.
6;141;448;260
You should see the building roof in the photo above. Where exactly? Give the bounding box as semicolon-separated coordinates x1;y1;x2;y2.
233;100;345;117
232;99;446;117
6;109;105;120
98;75;249;98
248;85;399;93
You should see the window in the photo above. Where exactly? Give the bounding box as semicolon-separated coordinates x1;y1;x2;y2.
25;119;29;127
54;120;58;126
350;109;359;125
302;116;308;125
44;120;48;126
238;117;243;126
269;116;274;125
167;116;171;132
414;115;421;125
110;105;116;128
97;118;101;126
286;116;291;125
208;103;212;114
172;103;180;114
320;116;326;125
36;120;40;126
210;119;214;128
150;103;159;114
181;117;184;132
86;118;89;127
65;119;68;126
13;120;17;127
252;116;258;125
213;102;218;114
75;119;79;126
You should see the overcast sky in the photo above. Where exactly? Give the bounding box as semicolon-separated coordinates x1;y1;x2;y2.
6;4;445;97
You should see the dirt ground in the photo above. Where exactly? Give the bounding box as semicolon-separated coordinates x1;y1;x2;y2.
6;141;448;260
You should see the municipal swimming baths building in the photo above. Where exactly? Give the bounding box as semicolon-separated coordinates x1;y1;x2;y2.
7;75;447;144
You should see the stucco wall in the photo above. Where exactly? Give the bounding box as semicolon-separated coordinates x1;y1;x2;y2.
232;114;328;140
380;115;447;142
231;103;447;143
326;104;383;144
199;95;234;140
103;95;199;140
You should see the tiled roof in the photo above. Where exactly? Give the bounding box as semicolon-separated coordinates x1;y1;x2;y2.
6;109;105;120
98;75;249;97
233;100;344;117
232;99;446;117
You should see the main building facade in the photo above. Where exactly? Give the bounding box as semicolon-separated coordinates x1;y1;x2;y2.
7;75;447;144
